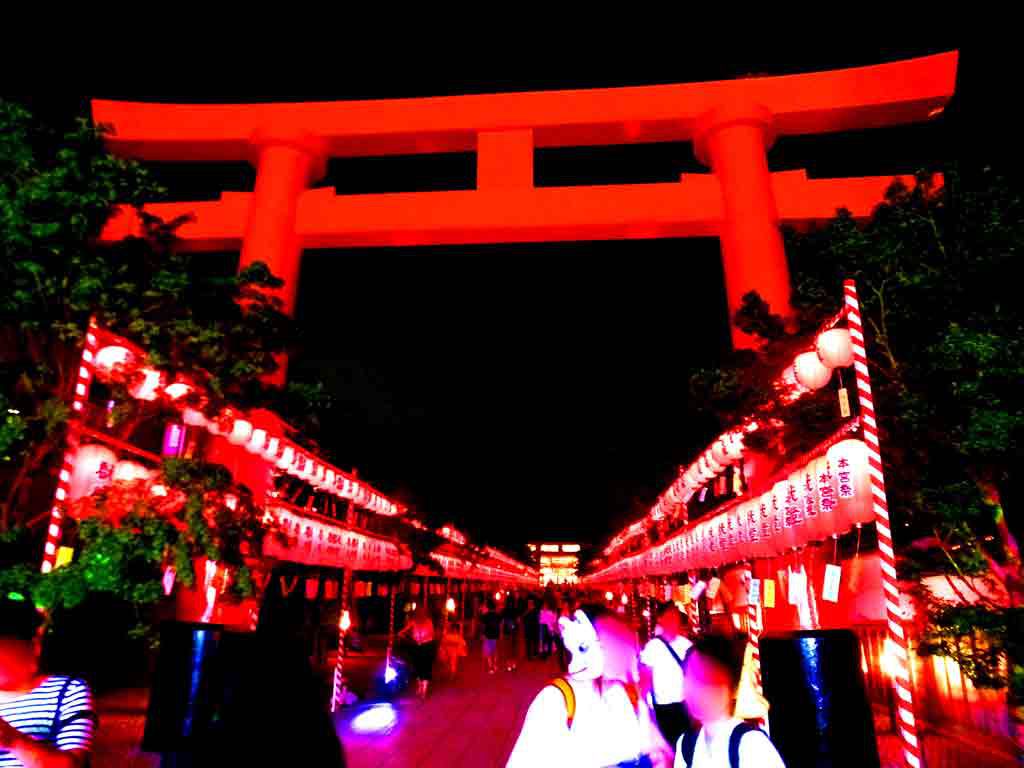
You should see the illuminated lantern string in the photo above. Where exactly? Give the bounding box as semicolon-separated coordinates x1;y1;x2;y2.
228;418;253;446
844;279;923;768
43;321;99;573
246;428;267;454
113;460;154;484
829;438;874;527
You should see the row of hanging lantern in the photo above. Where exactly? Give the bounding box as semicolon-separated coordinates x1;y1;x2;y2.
588;438;871;582
593;323;858;579
91;334;403;517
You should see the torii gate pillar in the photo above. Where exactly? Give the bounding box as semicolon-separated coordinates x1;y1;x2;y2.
240;130;327;383
695;103;791;348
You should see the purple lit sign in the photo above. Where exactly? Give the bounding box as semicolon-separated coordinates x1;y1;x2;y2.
162;422;185;457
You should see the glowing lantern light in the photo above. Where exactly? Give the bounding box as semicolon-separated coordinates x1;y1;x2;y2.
812;456;846;538
162;566;176;596
224;494;238;511
724;432;744;462
495;591;502;601
228;418;253;446
113;460;154;484
246;428;267;454
94;345;134;373
827;439;874;527
164;382;192;400
798;463;826;543
880;637;902;678
711;439;730;466
313;464;326;487
817;328;854;369
621;593;629;605
339;609;352;632
782;473;806;550
352;703;397;734
642;609;651;619
794;351;832;391
131;368;164;401
277;445;295;470
262;436;281;461
69;444;117;500
150;484;168;497
605;591;614;602
445;597;456;614
325;469;336;488
182;408;207;427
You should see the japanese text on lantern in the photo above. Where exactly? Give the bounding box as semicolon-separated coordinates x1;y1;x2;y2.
836;457;854;499
818;464;837;513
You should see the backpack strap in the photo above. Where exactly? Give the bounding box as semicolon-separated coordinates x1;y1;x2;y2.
728;722;763;768
680;729;699;767
657;636;687;669
547;677;576;729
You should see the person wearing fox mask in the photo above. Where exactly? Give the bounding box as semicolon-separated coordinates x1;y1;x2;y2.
506;605;673;768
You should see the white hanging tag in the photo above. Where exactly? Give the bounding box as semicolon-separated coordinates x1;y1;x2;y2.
748;578;761;606
823;563;842;603
706;577;721;600
787;567;807;605
839;387;851;418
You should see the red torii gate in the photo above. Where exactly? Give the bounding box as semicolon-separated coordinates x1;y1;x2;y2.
94;51;957;374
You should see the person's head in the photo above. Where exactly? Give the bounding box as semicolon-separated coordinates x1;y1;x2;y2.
0;595;45;688
682;633;745;725
559;604;638;682
656;602;684;638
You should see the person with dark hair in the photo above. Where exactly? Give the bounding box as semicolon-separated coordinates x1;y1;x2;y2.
0;596;96;768
640;602;692;749
675;634;784;768
397;604;436;700
506;604;672;768
481;600;502;675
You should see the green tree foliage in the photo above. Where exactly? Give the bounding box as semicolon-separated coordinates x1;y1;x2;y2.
688;166;1024;698
0;100;318;530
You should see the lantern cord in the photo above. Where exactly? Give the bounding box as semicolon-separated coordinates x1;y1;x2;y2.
832;536;838;565
855;524;862;560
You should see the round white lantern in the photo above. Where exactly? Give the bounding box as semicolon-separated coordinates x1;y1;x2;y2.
113;460;154;484
228;418;253;446
827;439;874;527
69;444;117;500
794;351;832;390
817;328;854;369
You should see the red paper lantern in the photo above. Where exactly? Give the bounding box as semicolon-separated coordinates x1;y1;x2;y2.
817;328;854;369
94;345;135;374
712;439;730;467
770;482;788;554
131;368;165;401
794;351;832;391
755;494;774;559
828;439;874;527
69;444;117;500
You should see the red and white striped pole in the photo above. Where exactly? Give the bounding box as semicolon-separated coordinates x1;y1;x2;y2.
331;566;351;712
41;320;99;573
845;280;924;768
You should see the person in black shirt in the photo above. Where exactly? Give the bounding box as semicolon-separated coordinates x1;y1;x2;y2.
480;601;502;675
522;598;540;660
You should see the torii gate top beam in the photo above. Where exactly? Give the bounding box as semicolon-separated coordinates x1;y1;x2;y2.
93;52;956;162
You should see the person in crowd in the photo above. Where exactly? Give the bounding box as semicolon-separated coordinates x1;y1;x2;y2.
640;603;693;749
398;604;437;700
674;634;784;768
538;598;558;659
0;596;96;768
501;594;521;672
506;604;672;768
523;598;540;661
554;596;574;671
481;600;503;675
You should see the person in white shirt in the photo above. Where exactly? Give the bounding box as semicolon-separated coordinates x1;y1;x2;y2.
674;634;785;768
506;605;673;768
639;603;692;749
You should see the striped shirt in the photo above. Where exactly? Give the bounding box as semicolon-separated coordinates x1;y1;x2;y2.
0;676;95;766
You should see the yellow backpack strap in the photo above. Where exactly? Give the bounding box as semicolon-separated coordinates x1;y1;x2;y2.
547;677;576;729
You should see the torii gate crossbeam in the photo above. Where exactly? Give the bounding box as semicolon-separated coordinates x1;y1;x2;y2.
93;51;958;374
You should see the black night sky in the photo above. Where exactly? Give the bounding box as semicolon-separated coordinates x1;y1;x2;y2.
16;39;983;558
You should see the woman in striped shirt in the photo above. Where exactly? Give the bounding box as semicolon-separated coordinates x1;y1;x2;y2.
0;596;95;768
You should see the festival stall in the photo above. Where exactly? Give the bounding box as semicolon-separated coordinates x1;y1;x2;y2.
582;282;923;768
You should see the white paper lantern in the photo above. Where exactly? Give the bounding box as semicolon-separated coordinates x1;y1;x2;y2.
794;351;832;391
812;455;848;538
262;436;281;462
113;460;154;484
724;432;744;462
69;444;117;500
827;439;874;527
712;439;730;466
182;408;207;427
277;445;295;470
817;328;854;369
228;418;253;446
246;428;267;454
94;345;135;374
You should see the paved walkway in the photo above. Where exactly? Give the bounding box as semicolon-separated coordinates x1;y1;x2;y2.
338;652;557;768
